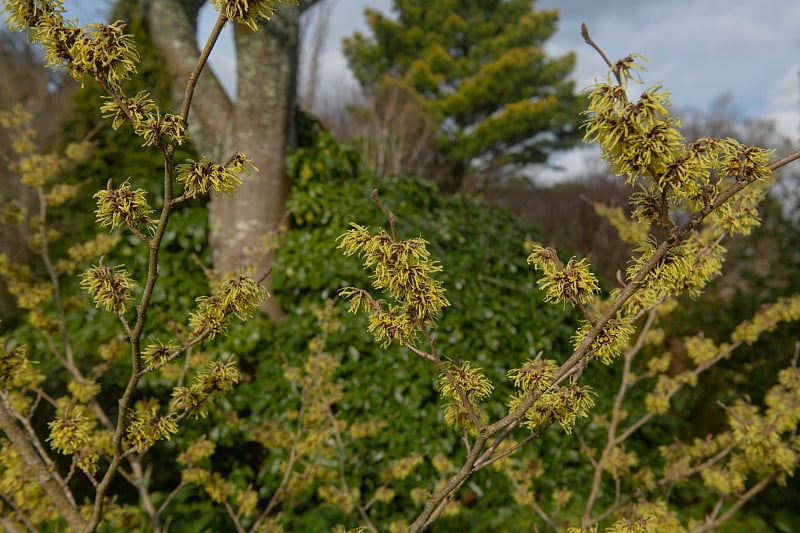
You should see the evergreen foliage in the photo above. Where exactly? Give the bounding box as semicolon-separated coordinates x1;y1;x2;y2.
219;127;584;530
2;1;800;531
343;0;583;189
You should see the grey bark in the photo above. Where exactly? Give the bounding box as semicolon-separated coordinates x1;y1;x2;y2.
145;0;233;159
205;8;300;322
145;1;319;321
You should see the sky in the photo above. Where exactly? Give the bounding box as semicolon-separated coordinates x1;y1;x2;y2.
305;0;800;133
56;0;800;181
301;0;800;181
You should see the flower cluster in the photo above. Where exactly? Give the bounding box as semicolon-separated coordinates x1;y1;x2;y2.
93;179;154;234
527;244;600;307
67;379;101;403
137;112;186;148
176;152;255;198
0;343;43;389
583;55;773;213
573;316;635;365
4;1;139;91
683;334;720;367
47;403;92;455
625;230;727;301
507;355;559;392
730;294;800;345
510;383;596;435
711;182;766;236
583;70;684;186
438;360;493;429
13;153;63;188
187;275;268;338
80;262;136;314
141;339;180;370
65;21;139;90
126;402;179;453
688;367;800;491
177;437;217;466
100;91;153;128
171;360;241;419
338;222;449;347
210;0;291;31
102;91;187;147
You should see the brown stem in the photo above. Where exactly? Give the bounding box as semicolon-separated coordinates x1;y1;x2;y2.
129;457;161;533
326;407;379;533
581;23;618;83
0;398;86;530
223;499;246;533
158;480;188;517
371;188;397;241
85;9;228;530
583;309;657;523
179;10;228;126
690;477;773;533
768;146;800;171
251;391;308;530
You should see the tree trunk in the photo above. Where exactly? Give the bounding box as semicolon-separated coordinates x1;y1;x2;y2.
145;1;308;322
207;10;300;322
146;0;232;159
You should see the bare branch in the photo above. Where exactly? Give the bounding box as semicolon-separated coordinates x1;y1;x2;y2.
0;399;86;530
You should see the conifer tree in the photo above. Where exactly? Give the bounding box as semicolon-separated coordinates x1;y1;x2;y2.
343;0;582;191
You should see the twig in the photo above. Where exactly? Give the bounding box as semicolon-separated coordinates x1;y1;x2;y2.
690;477;773;533
251;393;308;530
86;9;229;529
178;10;228;126
583;309;657;522
371;189;397;240
581;23;616;81
0;398;86;530
158;480;188;517
768;146;800;172
326;407;379;533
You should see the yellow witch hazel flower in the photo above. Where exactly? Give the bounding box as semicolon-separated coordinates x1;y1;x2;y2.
513;383;596;435
438;360;493;401
171;361;241;419
188;274;268;338
338;221;449;347
93;179;154;234
507;355;559;393
573;315;635;365
527;244;600;307
210;0;293;31
176;152;256;198
47;403;93;455
80;261;136;313
68;21;139;90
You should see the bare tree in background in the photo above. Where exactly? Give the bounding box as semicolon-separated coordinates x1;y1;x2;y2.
348;79;438;179
306;77;439;180
144;0;322;322
299;0;335;111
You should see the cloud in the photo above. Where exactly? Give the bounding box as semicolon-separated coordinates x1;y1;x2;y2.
534;146;604;185
538;0;799;127
766;65;800;141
